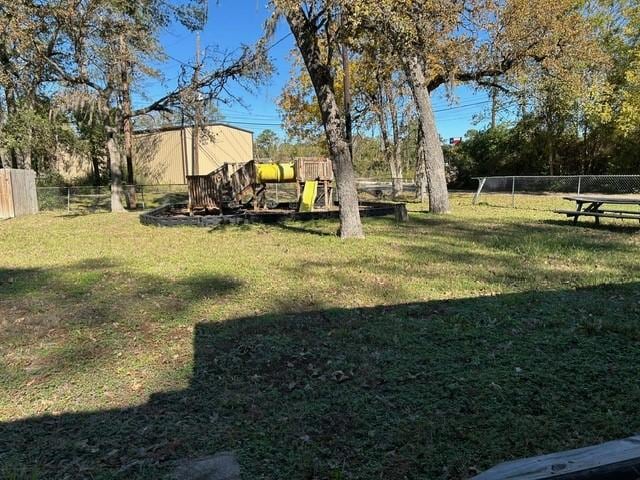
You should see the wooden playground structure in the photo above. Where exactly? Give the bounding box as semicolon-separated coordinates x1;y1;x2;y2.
142;156;407;228
186;157;334;214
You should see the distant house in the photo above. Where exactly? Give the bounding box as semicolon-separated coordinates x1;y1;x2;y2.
55;123;254;185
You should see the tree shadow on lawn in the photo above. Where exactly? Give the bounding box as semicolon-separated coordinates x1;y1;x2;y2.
543;218;640;233
2;282;640;479
0;260;242;384
273;215;638;299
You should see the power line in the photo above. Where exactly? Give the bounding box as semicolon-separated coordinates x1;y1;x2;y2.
267;32;293;52
433;100;490;113
215;99;491;122
222;120;282;126
163;32;294;69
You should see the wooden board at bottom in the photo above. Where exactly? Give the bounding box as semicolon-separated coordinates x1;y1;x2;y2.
473;435;640;480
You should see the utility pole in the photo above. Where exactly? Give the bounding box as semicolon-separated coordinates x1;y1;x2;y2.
342;44;353;161
191;31;201;176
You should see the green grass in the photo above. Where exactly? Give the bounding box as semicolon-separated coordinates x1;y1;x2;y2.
1;193;639;479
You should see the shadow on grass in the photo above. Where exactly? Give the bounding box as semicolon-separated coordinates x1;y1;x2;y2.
0;260;242;377
2;282;640;479
263;214;638;300
271;221;337;237
543;218;640;233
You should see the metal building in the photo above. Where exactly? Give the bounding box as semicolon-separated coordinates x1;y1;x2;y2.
132;123;254;184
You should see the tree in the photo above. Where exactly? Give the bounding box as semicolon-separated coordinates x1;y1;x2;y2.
279;46;412;197
3;0;270;211
271;1;363;238
345;0;600;213
255;129;280;159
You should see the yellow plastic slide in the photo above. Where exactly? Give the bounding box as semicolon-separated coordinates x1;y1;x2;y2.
299;180;318;212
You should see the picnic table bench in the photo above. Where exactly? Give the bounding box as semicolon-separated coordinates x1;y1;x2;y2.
554;195;640;225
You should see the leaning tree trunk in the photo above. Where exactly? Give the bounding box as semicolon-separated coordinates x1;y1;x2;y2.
106;126;125;212
285;7;364;239
405;56;450;213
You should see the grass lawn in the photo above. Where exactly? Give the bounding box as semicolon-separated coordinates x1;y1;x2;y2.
1;193;639;479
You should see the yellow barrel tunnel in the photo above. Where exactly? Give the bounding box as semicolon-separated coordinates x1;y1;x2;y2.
256;162;296;183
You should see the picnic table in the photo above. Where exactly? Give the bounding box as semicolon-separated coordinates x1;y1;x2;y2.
555;195;640;225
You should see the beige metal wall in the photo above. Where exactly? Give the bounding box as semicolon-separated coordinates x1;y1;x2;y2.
133;128;189;184
54;151;93;182
133;124;254;184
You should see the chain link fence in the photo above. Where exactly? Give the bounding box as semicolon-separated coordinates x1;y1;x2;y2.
37;184;189;213
36;178;422;214
472;175;640;210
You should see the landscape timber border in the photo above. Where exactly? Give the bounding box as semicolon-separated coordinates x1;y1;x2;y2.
140;201;408;228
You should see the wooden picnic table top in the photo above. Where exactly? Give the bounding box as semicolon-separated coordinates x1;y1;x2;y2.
563;195;640;205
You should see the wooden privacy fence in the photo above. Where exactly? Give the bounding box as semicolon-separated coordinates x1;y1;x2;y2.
0;169;39;219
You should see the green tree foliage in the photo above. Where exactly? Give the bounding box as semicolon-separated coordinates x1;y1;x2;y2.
0;0;269;211
447;0;640;183
0;103;77;170
255;129;280;159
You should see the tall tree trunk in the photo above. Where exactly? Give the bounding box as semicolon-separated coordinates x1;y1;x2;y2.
373;107;395;196
404;56;449;213
120;35;136;209
285;7;363;238
386;85;404;196
376;75;404;197
106;126;125;212
91;155;101;186
416;126;428;204
4;86;18;169
21;147;32;170
20;90;37;170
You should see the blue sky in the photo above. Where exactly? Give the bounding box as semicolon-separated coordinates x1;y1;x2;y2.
135;1;492;141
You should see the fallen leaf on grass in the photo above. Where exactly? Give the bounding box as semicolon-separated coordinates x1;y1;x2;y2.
331;370;351;383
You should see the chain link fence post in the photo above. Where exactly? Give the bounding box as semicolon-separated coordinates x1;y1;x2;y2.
473;177;486;205
67;187;70;213
511;176;516;208
577;175;582;195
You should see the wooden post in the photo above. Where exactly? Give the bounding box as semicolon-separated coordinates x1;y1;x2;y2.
394;203;408;222
472;434;640;480
324;181;329;210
